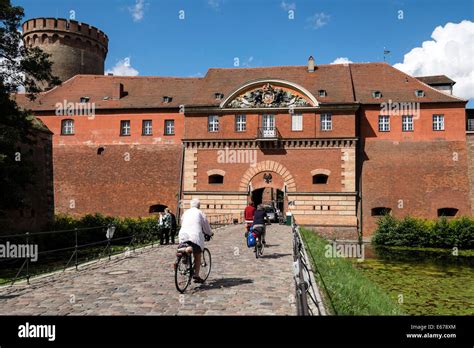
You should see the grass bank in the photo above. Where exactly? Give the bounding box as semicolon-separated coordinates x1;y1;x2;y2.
300;228;403;315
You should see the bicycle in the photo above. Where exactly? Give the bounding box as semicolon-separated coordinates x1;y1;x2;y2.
174;234;212;293
253;226;265;259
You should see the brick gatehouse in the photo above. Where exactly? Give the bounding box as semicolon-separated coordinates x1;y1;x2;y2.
15;18;473;239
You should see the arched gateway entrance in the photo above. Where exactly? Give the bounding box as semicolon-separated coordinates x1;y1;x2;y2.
239;160;297;214
251;187;285;212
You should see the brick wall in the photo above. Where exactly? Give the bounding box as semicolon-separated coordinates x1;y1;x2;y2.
53;144;182;217
466;133;474;215
191;147;347;192
0;129;54;233
361;139;471;236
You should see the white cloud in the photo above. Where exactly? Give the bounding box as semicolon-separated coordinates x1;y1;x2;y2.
306;12;330;30
128;0;147;22
281;1;296;11
105;57;139;76
394;20;474;100
331;57;353;65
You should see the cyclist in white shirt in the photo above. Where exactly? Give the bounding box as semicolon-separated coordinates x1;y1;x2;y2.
177;199;212;283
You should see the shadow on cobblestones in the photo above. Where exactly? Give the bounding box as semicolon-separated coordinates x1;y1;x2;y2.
195;277;254;290
260;253;291;259
0;293;20;300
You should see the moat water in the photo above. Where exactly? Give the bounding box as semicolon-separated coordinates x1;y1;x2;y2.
352;245;474;315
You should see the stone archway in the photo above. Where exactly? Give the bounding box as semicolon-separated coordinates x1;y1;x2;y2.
239;160;297;192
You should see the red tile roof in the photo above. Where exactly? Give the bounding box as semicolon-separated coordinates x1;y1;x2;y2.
13;62;465;111
416;75;456;85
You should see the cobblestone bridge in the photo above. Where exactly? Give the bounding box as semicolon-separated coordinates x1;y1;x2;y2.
0;224;296;315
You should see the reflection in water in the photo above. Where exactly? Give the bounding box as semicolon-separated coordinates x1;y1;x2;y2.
352;244;474;315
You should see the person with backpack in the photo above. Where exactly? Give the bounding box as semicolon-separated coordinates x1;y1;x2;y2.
253;204;269;247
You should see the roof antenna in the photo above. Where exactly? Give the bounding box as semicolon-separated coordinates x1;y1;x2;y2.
383;47;391;62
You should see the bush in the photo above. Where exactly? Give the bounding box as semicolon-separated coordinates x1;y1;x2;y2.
39;213;163;252
373;215;474;248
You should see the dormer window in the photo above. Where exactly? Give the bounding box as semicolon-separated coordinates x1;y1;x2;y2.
372;91;382;99
318;90;327;97
163;96;173;103
214;93;224;100
415;90;425;97
80;96;90;103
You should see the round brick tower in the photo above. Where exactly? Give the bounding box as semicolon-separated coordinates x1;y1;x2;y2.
22;18;108;87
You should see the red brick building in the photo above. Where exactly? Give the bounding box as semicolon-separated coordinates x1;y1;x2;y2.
15;18;472;239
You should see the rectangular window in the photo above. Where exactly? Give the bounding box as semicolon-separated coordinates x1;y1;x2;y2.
291;113;303;131
61;119;74;135
402;115;414;132
261;114;276;137
120;120;131;136
142;120;153;135
164;120;175;135
378;115;390;132
208;115;219;132
235;115;246;132
321;113;332;131
433;114;445;131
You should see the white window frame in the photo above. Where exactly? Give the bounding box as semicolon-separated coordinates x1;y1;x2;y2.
378;115;390;132
291;113;303;131
235;114;246;132
61;119;74;135
433;114;444;131
120;120;131;136
208;115;219;132
321;113;332;131
142;120;153;135
164;120;175;135
402;115;414;132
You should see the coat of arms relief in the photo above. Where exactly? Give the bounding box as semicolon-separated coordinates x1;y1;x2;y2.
228;83;310;108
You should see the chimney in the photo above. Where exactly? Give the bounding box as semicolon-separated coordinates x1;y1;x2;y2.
113;82;125;99
307;56;315;72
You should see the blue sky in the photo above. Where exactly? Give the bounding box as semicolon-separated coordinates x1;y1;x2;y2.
14;0;474;104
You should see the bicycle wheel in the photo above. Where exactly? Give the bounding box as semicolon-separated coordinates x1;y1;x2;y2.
200;248;212;281
174;254;192;293
255;242;259;259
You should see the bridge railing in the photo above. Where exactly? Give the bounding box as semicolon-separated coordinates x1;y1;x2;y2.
0;224;149;287
292;223;327;316
0;212;244;287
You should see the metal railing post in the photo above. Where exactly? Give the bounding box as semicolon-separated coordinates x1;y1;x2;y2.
74;228;78;270
25;232;30;285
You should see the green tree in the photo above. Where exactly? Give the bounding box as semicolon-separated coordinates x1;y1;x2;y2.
0;0;59;213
